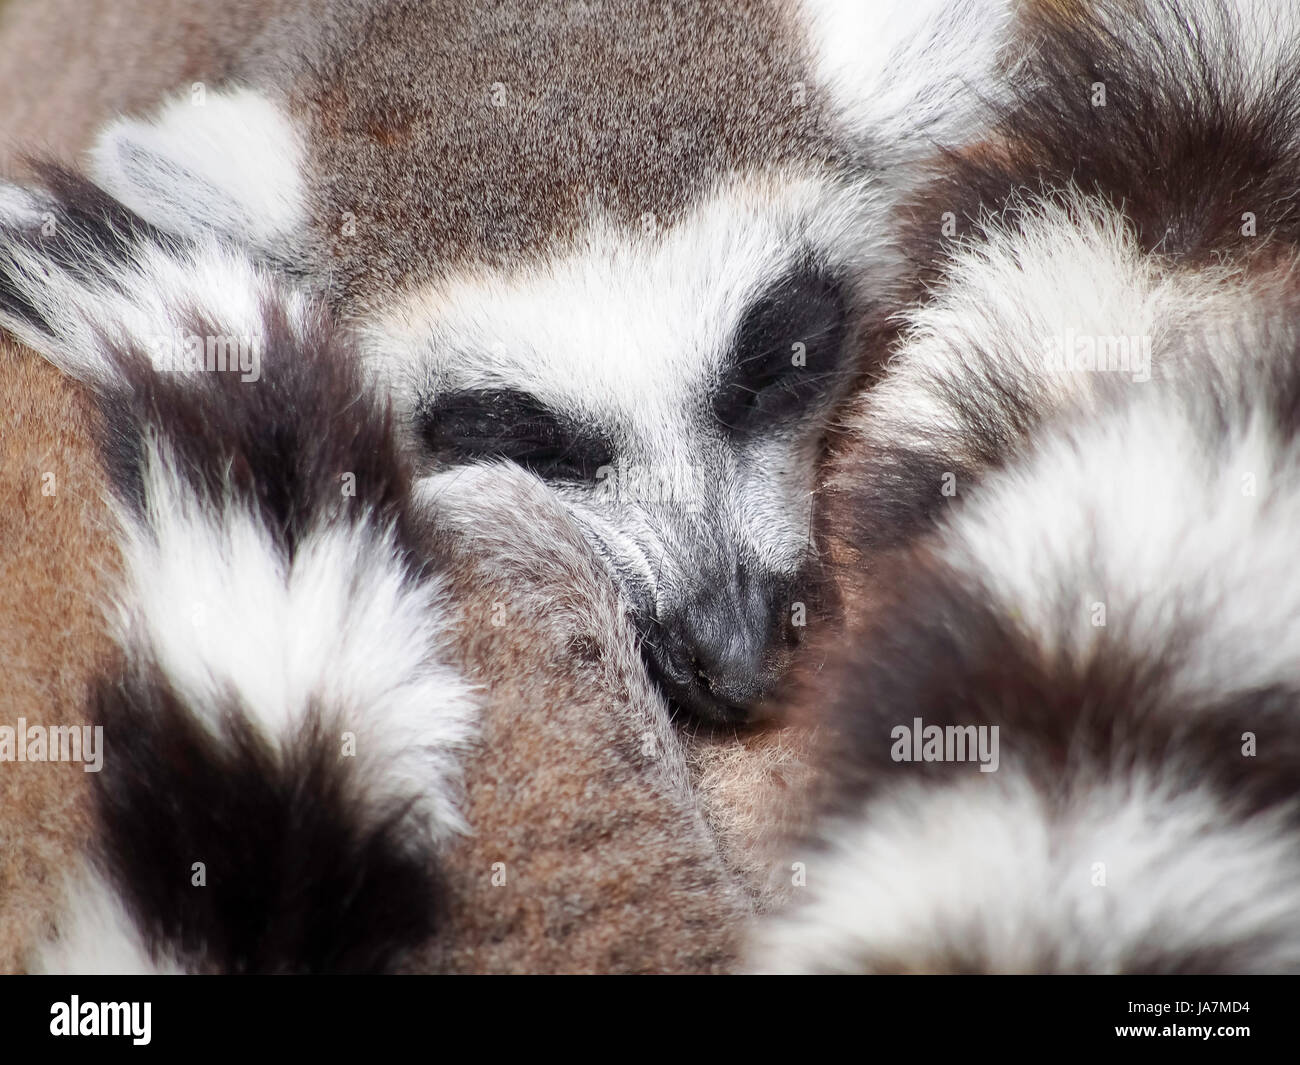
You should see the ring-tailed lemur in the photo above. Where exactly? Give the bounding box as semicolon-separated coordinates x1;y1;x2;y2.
33;0;1300;976
10;0;1300;976
753;0;1300;973
0;0;1019;722
0;0;1026;973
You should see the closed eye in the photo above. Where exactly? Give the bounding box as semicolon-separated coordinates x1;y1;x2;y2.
712;268;849;433
416;388;615;481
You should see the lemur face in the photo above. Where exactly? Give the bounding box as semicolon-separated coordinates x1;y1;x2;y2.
367;184;860;723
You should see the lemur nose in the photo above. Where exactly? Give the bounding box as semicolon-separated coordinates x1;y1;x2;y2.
648;572;796;723
680;596;769;705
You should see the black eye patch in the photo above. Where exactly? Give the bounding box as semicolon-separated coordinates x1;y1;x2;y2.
416;388;615;482
712;269;848;435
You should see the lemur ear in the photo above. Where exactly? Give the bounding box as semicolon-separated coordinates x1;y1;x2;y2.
89;86;307;255
799;0;1020;161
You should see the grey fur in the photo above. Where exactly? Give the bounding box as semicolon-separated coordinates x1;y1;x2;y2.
247;0;849;305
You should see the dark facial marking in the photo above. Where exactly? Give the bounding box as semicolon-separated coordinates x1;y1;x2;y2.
712;269;848;435
417;387;616;482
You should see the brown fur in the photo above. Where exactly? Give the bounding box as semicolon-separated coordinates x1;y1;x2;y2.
686;723;819;913
264;0;844;309
0;0;292;175
0;0;855;971
408;469;751;973
0;338;764;974
0;338;116;972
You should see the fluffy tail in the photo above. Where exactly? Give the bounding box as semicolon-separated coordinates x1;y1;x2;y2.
0;168;476;973
756;329;1300;971
755;0;1300;975
797;0;1021;163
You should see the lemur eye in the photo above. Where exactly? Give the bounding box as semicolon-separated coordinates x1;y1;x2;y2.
712;269;848;433
417;388;615;482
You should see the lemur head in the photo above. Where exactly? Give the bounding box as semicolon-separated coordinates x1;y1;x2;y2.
82;0;1015;720
390;199;857;723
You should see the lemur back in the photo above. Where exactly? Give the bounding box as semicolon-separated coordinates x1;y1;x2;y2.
0;0;289;174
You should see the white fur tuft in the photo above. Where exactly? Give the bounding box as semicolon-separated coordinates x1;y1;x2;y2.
0;232;310;387
31;863;185;975
117;445;478;838
798;0;1017;157
90;86;307;251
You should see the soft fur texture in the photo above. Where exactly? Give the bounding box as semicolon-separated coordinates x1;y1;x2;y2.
0;338;112;972
0;0;293;175
757;0;1300;973
409;464;751;972
0;169;765;973
1;172;478;973
14;0;1299;977
45;0;1022;724
802;0;1017;156
757;301;1300;971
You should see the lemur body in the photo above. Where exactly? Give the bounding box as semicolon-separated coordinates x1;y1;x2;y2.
11;0;1300;975
19;0;1300;975
0;172;750;972
0;0;289;176
0;339;114;972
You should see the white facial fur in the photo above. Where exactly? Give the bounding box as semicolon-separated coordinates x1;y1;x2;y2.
363;173;881;649
81;89;889;656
